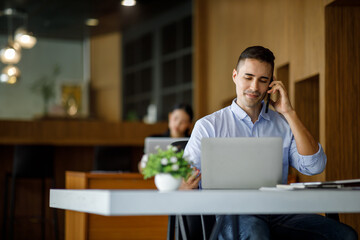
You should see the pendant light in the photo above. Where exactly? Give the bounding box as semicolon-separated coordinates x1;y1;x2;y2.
121;0;136;7
14;27;37;49
0;42;21;64
0;8;22;64
0;65;21;84
0;8;37;83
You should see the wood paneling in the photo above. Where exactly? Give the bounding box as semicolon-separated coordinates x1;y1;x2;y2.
90;32;122;121
65;172;168;240
294;75;325;183
325;0;360;233
277;63;290;93
194;0;209;119
0;120;168;146
295;75;320;142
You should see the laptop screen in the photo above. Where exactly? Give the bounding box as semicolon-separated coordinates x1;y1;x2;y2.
201;137;283;189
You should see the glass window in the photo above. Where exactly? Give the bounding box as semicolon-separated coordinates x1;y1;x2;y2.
122;2;192;121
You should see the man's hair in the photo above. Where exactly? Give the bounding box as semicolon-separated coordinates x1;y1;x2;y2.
236;46;275;71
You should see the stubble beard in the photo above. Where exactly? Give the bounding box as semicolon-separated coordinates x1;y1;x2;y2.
243;90;265;108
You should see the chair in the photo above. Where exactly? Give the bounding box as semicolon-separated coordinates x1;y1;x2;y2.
170;141;189;153
168;141;216;240
2;145;59;240
93;146;132;171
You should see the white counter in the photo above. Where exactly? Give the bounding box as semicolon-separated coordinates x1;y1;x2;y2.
50;189;360;216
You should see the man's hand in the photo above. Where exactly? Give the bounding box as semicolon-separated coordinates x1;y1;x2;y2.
268;78;319;155
268;78;294;115
179;168;201;190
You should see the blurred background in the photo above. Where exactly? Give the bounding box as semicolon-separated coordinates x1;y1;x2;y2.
0;0;359;239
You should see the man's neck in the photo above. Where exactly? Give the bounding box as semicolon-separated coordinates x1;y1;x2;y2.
236;100;262;123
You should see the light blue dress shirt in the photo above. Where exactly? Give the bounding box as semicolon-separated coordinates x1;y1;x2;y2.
184;99;327;184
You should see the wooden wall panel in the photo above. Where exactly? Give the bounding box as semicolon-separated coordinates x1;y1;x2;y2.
90;32;121;121
276;64;289;93
194;0;209;119
325;1;360;180
325;0;360;233
294;75;325;182
0;120;167;146
295;75;320;142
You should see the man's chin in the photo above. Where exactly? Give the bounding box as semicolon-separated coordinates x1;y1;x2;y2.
241;99;262;108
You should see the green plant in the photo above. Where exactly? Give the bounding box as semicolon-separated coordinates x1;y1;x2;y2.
30;64;61;114
141;145;193;179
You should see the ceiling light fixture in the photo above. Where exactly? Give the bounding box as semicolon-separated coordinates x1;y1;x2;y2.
121;0;136;7
85;18;99;26
14;28;37;49
0;8;36;83
0;65;21;84
0;43;22;64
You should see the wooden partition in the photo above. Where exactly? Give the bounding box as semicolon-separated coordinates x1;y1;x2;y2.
65;171;168;240
325;0;360;233
294;75;325;183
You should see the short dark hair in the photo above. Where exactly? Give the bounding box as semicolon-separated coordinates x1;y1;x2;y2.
236;46;275;71
170;103;193;122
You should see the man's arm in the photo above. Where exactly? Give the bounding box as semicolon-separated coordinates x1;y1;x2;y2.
179;119;213;189
283;111;319;155
268;79;319;155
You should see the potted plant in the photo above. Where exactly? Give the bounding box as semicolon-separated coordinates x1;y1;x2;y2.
140;145;193;191
30;64;60;116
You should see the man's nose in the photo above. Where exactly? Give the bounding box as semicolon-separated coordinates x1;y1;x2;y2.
250;80;259;91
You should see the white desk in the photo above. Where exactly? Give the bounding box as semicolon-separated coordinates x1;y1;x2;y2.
50;189;360;216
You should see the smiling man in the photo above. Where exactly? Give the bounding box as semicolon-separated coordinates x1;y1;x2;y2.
181;46;357;239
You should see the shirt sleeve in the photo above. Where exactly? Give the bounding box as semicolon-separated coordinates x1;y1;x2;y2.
289;136;327;175
184;118;214;171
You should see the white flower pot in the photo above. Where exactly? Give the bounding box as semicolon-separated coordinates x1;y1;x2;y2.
155;173;182;191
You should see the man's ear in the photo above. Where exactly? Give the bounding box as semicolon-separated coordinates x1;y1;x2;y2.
232;69;237;83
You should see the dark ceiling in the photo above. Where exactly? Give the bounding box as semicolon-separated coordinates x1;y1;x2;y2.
0;0;190;40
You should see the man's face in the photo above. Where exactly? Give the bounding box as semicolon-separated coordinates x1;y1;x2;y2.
232;58;272;111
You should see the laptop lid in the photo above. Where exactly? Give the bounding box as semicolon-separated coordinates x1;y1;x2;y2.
144;137;189;154
201;137;283;189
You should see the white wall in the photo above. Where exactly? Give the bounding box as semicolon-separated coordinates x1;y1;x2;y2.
0;36;88;119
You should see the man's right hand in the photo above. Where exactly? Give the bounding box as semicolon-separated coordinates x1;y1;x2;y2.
179;168;201;190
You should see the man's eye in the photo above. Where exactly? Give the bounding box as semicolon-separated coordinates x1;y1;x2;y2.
244;77;252;80
259;79;267;83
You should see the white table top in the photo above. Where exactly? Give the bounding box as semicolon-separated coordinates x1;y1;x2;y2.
50;189;360;216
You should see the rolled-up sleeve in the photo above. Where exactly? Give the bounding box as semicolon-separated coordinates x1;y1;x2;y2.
289;138;327;175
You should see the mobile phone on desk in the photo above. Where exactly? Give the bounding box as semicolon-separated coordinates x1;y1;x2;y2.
265;76;273;113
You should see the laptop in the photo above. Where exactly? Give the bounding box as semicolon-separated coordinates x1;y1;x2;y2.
144;137;189;154
201;137;283;189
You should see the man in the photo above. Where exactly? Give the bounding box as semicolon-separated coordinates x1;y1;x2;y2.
181;46;357;239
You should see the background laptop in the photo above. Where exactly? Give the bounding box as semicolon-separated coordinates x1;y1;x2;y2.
144;137;189;154
201;137;283;189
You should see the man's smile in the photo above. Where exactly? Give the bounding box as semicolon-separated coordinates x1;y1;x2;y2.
244;90;261;99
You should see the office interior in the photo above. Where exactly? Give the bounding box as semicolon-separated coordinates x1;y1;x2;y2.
0;0;359;239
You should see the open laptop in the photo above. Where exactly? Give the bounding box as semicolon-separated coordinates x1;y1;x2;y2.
144;137;189;154
201;137;283;189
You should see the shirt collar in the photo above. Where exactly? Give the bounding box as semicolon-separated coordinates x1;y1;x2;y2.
259;102;271;121
230;99;271;121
